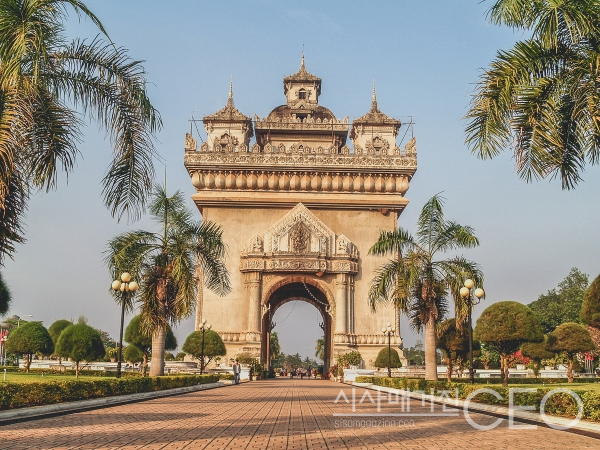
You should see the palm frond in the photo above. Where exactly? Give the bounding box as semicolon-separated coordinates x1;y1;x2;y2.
104;230;159;278
416;194;446;251
429;221;479;255
368;227;415;257
468;1;600;188
46;38;160;221
191;220;231;296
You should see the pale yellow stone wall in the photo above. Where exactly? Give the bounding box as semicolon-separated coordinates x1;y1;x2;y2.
198;205;402;368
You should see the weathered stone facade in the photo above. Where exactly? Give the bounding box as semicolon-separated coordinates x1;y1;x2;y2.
184;58;416;371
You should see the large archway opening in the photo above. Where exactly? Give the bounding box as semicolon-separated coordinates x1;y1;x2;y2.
262;279;332;374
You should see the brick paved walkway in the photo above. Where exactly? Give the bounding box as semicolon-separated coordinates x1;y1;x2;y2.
0;379;598;449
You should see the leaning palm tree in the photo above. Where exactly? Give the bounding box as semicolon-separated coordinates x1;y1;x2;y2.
0;0;161;264
369;194;483;380
106;184;231;376
465;0;600;189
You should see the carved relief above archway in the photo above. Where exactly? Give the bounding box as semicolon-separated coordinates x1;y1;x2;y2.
240;203;358;275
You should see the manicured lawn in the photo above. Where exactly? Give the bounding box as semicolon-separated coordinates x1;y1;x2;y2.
0;372;114;383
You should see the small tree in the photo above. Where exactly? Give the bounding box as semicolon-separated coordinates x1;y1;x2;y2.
175;352;186;361
581;274;600;329
436;319;469;381
336;350;362;374
55;323;105;378
474;301;544;386
4;322;53;372
236;352;255;365
48;320;73;365
164;352;175;361
124;315;176;377
521;339;554;377
124;345;143;364
374;348;402;370
547;322;595;382
182;330;226;369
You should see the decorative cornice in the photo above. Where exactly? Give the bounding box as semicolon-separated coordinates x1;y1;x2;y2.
254;114;348;131
184;138;417;172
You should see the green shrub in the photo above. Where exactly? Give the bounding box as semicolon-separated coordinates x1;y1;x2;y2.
219;374;234;381
0;367;142;377
0;374;220;410
374;348;402;368
355;376;375;383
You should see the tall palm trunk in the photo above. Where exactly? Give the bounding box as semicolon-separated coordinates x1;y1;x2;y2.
150;297;167;376
150;326;166;376
424;318;438;380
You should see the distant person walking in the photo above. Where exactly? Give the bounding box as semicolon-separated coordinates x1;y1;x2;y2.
233;360;241;385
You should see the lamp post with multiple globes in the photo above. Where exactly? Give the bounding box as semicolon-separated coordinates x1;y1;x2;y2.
459;279;484;384
382;322;395;378
111;272;138;378
199;319;212;374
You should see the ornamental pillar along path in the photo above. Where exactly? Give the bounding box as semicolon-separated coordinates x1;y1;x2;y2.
184;59;416;371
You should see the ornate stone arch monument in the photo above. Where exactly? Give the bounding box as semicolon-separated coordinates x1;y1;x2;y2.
183;58;416;372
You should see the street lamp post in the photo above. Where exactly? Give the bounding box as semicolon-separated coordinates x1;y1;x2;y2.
460;279;484;385
382;322;395;378
199;319;212;374
111;272;139;379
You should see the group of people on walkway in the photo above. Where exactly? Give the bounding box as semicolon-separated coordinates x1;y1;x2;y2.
279;367;318;379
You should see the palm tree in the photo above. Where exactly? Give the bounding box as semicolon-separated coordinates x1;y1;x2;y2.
269;331;281;361
0;0;161;264
465;0;600;189
315;336;325;361
369;194;483;380
106;184;231;376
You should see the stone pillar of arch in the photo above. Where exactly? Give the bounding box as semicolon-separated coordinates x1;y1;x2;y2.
334;273;349;336
245;272;262;341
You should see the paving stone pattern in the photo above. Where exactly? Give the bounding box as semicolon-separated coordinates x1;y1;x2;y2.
0;379;598;449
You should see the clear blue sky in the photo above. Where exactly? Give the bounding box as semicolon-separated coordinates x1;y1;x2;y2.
3;1;599;358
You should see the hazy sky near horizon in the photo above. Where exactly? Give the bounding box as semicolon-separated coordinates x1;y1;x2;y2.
2;1;600;359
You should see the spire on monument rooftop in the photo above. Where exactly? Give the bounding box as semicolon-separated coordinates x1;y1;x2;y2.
203;76;250;122
353;81;400;127
371;79;379;112
227;76;234;107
